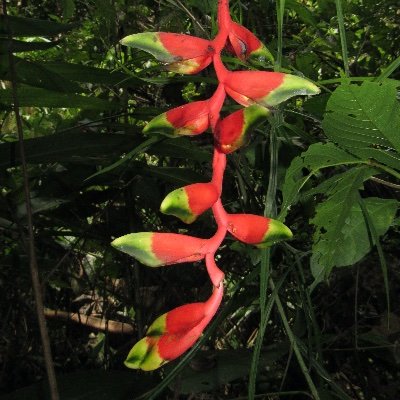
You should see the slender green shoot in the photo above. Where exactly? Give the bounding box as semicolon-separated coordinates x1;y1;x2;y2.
376;54;400;81
335;0;350;77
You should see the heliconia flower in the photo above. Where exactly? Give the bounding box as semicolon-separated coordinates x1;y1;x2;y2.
224;71;320;108
160;183;219;223
143;100;210;136
124;283;223;371
120;32;214;74
214;105;270;153
227;22;273;63
226;213;293;247
111;232;208;266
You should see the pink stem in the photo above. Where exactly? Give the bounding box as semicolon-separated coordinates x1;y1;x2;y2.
205;253;225;288
208;83;226;131
211;148;227;193
204;281;224;315
217;0;232;32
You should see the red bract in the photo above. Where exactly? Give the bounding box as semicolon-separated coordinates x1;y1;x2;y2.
226;213;293;247
215;105;270;153
120;32;214;74
224;70;320;107
227;22;273;63
111;232;207;267
143;100;210;136
158;33;214;74
161;182;219;223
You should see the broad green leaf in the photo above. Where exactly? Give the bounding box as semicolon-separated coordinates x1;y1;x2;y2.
322;81;400;170
0;38;59;54
280;142;364;220
0;56;80;92
0;15;76;36
309;167;378;289
286;0;318;27
153;137;211;162
0;87;119;109
316;197;397;268
42;61;142;86
0;133;141;169
141;166;208;185
61;0;76;20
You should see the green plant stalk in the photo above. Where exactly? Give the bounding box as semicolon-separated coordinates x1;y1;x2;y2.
270;279;320;400
249;268;289;399
377;54;400;81
276;0;285;71
248;109;281;399
249;1;285;394
3;2;60;399
335;0;350;77
367;159;400;181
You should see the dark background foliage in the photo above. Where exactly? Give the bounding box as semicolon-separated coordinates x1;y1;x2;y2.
1;0;399;399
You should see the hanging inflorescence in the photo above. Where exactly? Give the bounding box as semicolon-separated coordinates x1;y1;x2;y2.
112;0;319;371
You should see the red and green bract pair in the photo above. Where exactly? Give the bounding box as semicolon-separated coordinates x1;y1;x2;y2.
124;284;223;371
111;214;292;265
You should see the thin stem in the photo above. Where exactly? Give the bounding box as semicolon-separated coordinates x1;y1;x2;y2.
367;159;400;180
276;0;285;70
211;148;227;193
2;2;60;399
208;83;227;130
270;279;321;400
335;0;350;77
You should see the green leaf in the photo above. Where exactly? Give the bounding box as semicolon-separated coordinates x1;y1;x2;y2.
42;61;142;86
309;167;378;289
152;137;211;162
0;56;81;92
0;15;76;36
0;38;59;54
61;0;76;20
317;197;397;268
141;166;208;185
0;132;141;169
286;0;318;27
322;81;400;170
0;87;119;109
280;142;364;220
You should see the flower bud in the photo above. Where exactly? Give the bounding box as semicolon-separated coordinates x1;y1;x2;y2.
224;71;320;108
215;105;270;153
226;213;293;247
143;100;210;137
227;22;273;63
160;183;219;223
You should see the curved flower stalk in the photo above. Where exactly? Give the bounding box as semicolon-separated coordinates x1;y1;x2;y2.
115;0;320;371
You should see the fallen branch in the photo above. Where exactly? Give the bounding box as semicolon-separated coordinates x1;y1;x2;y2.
44;309;134;335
